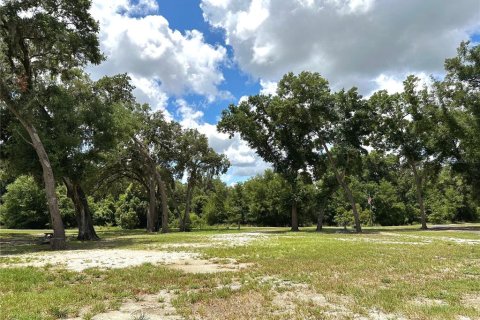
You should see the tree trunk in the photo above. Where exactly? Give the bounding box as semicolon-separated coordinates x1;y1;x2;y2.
132;138;169;233
291;201;299;231
146;175;158;232
316;204;325;232
322;142;362;233
410;162;428;230
158;178;169;233
6;104;66;249
342;183;362;233
181;178;194;232
63;178;99;241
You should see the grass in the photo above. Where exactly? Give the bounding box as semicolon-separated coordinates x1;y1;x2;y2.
0;225;479;319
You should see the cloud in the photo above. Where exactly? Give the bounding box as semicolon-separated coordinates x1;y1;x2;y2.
371;72;433;96
88;0;228;110
176;99;270;184
201;0;480;94
259;79;277;95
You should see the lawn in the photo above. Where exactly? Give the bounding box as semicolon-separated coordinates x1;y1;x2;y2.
0;225;479;320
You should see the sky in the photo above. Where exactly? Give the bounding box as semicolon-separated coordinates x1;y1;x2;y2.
86;0;480;185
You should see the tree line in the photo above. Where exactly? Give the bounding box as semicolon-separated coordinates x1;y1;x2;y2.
217;46;480;232
1;1;479;250
0;0;228;249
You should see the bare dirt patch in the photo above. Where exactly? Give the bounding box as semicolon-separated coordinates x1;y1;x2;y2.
169;258;253;274
462;294;480;311
263;276;406;320
149;232;272;250
0;249;252;273
190;291;267;320
335;237;431;245
210;232;271;246
379;232;480;245
411;297;448;307
68;290;182;320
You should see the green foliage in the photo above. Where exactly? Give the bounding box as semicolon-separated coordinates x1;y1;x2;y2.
425;168;475;223
56;185;76;228
115;184;147;229
90;195;117;226
204;180;229;225
191;195;209;217
372;180;408;226
0;176;77;229
189;213;207;229
0;175;49;228
243;170;291;226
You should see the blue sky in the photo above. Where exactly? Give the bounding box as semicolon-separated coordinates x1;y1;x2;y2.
88;0;480;184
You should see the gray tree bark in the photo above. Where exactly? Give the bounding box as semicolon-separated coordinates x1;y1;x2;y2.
5;103;66;249
63;177;99;241
146;175;158;232
291;201;299;231
316;204;326;232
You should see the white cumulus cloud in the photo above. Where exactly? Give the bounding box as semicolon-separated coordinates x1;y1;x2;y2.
201;0;480;94
88;0;228;110
176;99;270;184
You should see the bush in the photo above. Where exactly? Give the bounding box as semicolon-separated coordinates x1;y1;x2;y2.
0;175;49;228
114;184;146;229
90;195;117;226
190;213;206;229
57;185;77;228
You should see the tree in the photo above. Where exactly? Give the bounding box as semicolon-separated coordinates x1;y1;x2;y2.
242;170;291;227
0;73;132;240
225;183;248;229
0;175;49;228
218;72;320;231
0;0;103;249
0;175;75;228
203;179;229;225
435;41;480;200
115;183;147;229
313;171;337;231
310;86;374;233
175;128;229;231
100;106;180;233
370;76;442;229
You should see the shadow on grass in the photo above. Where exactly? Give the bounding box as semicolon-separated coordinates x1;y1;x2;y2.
0;230;166;256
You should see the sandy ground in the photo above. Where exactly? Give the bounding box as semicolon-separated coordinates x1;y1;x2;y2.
0;233;268;273
158;232;271;250
67;290;182;320
73;275;415;320
379;232;480;245
0;249;252;273
262;276;408;320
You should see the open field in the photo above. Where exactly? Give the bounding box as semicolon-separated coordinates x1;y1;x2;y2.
1;225;479;320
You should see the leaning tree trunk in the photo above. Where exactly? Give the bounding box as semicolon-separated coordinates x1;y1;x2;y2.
63;178;99;241
146;175;158;232
316;203;326;232
322;142;362;233
180;178;194;232
410;162;428;230
342;183;362;233
6;105;66;249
